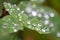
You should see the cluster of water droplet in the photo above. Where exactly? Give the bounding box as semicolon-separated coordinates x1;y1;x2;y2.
0;15;24;33
2;1;59;34
24;3;57;34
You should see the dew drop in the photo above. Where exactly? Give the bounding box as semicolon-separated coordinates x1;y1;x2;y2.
57;32;60;37
38;24;42;26
35;26;40;31
25;6;32;13
18;13;21;16
50;12;55;17
38;13;42;17
32;27;35;29
13;4;16;7
8;3;11;8
6;19;11;22
10;9;15;13
12;27;15;29
42;29;46;32
14;29;17;32
28;25;32;29
31;11;37;16
2;23;8;28
32;24;36;26
19;18;22;21
27;21;31;24
17;7;20;11
44;13;49;19
36;28;39;30
49;23;54;27
21;11;24;13
7;9;9;11
20;1;23;4
40;8;44;12
44;20;49;25
12;22;18;27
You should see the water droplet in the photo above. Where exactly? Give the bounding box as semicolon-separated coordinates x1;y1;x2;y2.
44;20;49;25
19;18;22;21
49;23;54;27
50;12;55;17
12;22;18;27
28;25;32;29
38;24;42;26
18;13;21;16
40;8;44;12
44;13;49;19
32;24;36;26
32;4;36;8
17;7;20;11
57;32;60;37
42;29;46;32
13;4;16;7
10;9;15;13
32;27;35;29
7;9;9;11
6;19;11;22
25;6;32;13
20;1;23;4
35;26;40;31
8;3;11;8
14;29;17;32
21;11;24;13
2;23;8;28
44;28;49;32
31;11;37;16
12;27;15;29
38;13;42;17
27;21;31;24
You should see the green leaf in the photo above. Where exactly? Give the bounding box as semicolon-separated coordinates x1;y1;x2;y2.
3;2;60;37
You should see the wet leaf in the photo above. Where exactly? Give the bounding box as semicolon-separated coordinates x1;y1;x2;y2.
3;2;60;37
